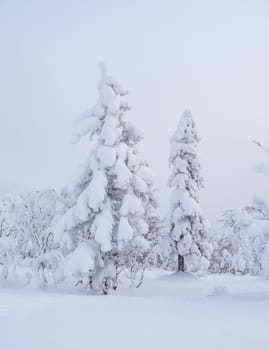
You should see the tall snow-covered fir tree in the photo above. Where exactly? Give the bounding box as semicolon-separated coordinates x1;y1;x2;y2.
55;63;159;293
168;110;211;273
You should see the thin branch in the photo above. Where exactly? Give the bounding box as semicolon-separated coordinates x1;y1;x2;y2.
252;139;269;155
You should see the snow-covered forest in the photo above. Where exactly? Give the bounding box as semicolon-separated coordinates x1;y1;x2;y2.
1;63;269;349
1;64;269;292
1;1;269;349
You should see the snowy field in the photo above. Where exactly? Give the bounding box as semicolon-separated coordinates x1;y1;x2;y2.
1;273;269;350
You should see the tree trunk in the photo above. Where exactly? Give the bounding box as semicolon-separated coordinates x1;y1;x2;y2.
178;254;184;272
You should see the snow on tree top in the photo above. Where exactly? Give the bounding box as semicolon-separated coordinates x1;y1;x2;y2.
171;109;200;145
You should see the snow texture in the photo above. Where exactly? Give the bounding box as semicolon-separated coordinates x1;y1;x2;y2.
0;273;269;350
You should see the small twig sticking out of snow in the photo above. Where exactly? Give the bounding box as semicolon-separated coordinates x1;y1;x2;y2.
75;280;83;287
136;281;143;288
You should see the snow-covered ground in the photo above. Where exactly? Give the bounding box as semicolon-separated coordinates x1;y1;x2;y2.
1;272;269;350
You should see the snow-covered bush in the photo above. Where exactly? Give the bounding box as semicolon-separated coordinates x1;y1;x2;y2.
55;63;160;294
210;140;269;276
210;197;269;275
167;110;212;273
0;189;67;286
0;194;20;281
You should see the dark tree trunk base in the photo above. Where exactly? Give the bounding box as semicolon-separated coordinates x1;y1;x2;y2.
178;255;185;272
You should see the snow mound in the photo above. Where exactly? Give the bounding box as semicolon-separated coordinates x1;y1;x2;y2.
159;271;200;281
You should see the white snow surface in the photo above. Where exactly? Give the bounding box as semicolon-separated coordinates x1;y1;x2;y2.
1;272;269;350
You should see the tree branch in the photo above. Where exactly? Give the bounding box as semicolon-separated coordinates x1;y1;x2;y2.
252;139;269;155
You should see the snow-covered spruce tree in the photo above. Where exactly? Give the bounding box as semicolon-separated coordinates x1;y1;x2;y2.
55;64;159;293
168;110;211;273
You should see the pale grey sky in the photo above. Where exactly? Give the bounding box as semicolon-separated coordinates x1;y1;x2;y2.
1;0;269;221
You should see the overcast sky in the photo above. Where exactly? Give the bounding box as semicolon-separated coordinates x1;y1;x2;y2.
1;0;269;221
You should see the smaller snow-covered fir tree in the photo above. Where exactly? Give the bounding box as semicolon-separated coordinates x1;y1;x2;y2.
168;110;211;273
